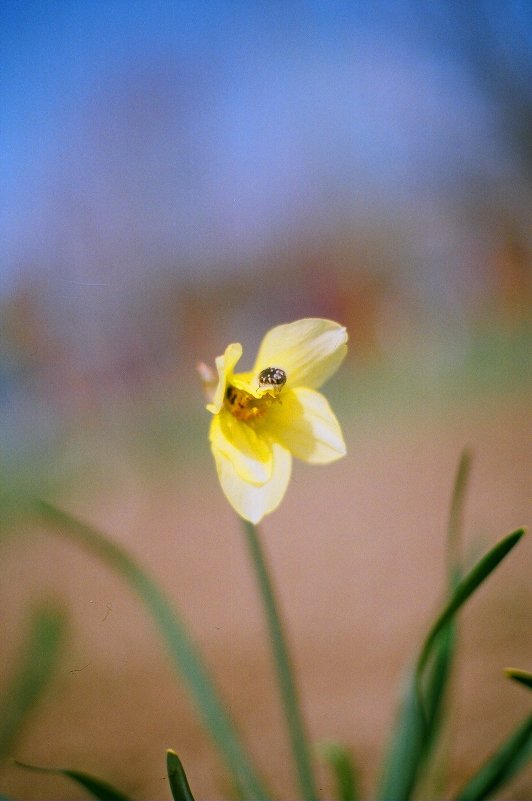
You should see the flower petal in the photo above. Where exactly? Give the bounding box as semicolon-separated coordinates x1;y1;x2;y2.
212;441;292;524
207;342;243;414
210;412;273;485
229;370;262;399
252;318;347;390
265;387;346;464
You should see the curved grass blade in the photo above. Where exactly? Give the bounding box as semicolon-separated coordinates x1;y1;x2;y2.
15;761;130;801
37;501;268;800
319;741;358;801
453;715;532;801
505;668;532;690
0;603;65;762
167;750;195;801
378;528;525;801
417;528;525;677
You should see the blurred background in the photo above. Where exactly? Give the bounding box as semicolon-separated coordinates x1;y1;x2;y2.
1;1;530;799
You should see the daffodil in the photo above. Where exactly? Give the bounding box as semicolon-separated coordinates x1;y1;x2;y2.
200;318;348;524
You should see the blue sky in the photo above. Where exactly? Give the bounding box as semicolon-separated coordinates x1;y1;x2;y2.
1;1;529;294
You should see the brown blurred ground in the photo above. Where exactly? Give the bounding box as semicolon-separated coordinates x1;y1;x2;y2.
1;391;531;800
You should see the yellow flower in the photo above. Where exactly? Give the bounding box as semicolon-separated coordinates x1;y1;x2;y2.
201;318;348;524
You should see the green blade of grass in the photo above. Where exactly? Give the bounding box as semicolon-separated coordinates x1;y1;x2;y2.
0;603;66;762
409;529;525;794
423;452;472;798
452;715;532;801
505;668;532;690
318;741;359;801
378;528;524;801
421;622;456;753
379;600;458;801
446;449;472;584
166;750;195;801
412;622;457;800
417;528;525;678
37;501;268;800
376;671;424;801
377;627;456;801
15;761;131;801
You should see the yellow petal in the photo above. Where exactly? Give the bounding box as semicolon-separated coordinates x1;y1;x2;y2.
265;387;346;464
210;412;273;485
252;318;347;390
212;441;292;524
229;370;262;399
207;342;243;414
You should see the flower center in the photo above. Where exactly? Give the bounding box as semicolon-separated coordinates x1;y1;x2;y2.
225;385;275;422
225;366;286;421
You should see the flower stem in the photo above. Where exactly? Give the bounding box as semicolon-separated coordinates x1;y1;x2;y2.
242;520;318;800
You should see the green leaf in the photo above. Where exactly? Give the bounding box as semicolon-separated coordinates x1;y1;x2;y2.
505;668;532;690
453;715;532;801
15;761;130;800
376;625;456;801
417;528;525;677
319;741;358;801
446;449;472;583
378;528;525;801
377;671;425;801
411;453;471;798
410;623;456;800
421;623;455;753
383;605;457;801
37;501;268;800
166;750;195;801
0;603;66;762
